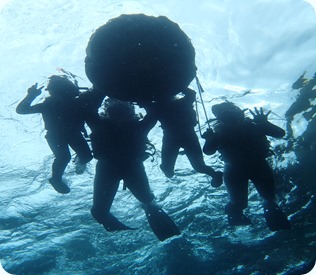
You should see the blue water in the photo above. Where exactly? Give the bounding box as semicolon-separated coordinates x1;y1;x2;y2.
0;0;315;274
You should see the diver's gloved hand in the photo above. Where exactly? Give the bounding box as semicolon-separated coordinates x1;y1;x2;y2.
202;128;215;139
27;83;43;97
250;107;271;123
211;171;223;188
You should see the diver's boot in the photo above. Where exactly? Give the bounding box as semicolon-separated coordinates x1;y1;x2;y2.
225;203;252;226
48;178;70;194
102;214;136;232
75;162;86;175
91;208;136;232
143;202;181;241
74;158;87;175
160;164;174;178
210;171;224;188
263;201;291;231
203;166;223;188
228;214;252;226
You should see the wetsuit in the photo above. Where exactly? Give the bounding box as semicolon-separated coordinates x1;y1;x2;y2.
154;88;218;179
16;93;93;181
203;117;285;213
90;113;157;221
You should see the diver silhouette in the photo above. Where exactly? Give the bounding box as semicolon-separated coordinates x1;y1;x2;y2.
149;88;223;187
90;100;181;241
203;101;291;231
16;75;93;194
286;72;316;138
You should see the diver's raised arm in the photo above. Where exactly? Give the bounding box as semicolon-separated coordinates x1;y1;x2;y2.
16;83;44;114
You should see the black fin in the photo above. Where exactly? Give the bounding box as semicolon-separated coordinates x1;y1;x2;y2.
102;213;137;232
228;213;252;226
48;178;70;194
264;202;291;231
91;209;137;232
144;204;181;241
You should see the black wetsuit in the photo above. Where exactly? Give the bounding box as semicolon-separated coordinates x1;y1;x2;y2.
90;113;157;219
16;94;93;181
154;88;216;178
203;117;285;210
286;76;316;138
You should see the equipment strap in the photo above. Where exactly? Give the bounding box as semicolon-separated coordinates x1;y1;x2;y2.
195;77;211;134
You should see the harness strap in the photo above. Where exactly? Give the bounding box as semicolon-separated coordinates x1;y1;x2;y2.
195;97;203;137
195;76;211;134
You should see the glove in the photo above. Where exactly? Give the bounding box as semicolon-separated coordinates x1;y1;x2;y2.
202;128;215;139
249;107;271;123
27;83;43;97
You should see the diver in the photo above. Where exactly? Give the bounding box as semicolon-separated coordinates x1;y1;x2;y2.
202;101;291;231
150;87;223;187
16;75;93;194
90;100;181;241
285;72;316;138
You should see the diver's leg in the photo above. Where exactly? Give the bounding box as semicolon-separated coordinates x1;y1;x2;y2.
160;133;180;178
124;161;155;204
251;160;291;231
250;160;276;202
68;132;93;163
46;134;71;193
92;160;120;217
184;132;223;187
68;132;93;174
46;134;71;180
224;162;251;225
91;160;133;231
124;161;180;241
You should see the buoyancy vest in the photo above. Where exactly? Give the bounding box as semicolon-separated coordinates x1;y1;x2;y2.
41;97;84;135
215;119;271;163
91;118;149;162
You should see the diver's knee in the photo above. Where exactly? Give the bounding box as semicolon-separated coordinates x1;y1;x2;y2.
142;198;161;210
55;152;71;164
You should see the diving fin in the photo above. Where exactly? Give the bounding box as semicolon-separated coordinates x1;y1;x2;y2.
48;178;70;194
144;203;181;241
264;201;291;231
91;209;136;232
102;213;137;232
